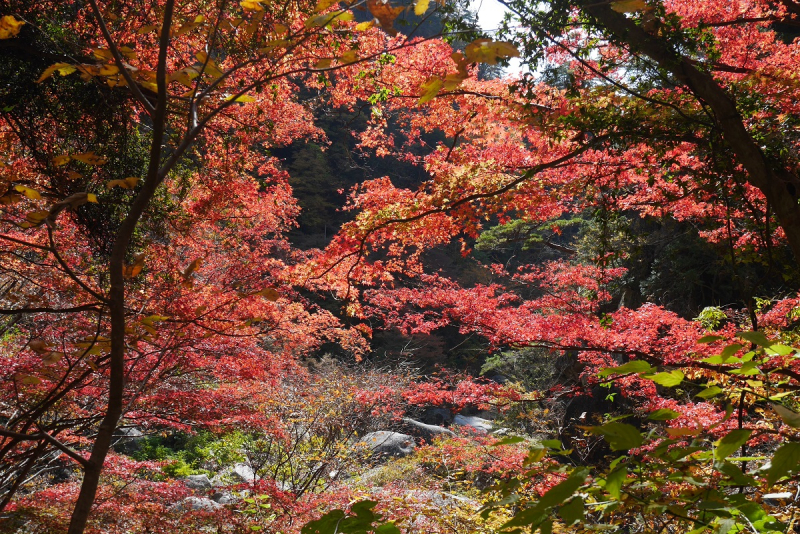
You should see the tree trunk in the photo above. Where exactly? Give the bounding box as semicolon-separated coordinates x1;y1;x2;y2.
578;0;800;261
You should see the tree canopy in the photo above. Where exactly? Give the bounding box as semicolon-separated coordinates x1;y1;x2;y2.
1;0;800;533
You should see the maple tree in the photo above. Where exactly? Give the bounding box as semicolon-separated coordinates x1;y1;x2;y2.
3;0;800;532
0;0;514;531
295;0;800;531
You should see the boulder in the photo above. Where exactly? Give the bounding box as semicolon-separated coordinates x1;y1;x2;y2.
359;431;415;457
401;417;455;442
453;415;492;433
211;491;238;505
184;474;213;491
230;463;259;484
112;427;144;455
171;497;222;512
407;490;479;509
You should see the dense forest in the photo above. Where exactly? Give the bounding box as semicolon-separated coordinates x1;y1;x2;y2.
1;0;800;532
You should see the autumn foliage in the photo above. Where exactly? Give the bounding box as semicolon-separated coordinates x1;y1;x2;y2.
2;0;800;532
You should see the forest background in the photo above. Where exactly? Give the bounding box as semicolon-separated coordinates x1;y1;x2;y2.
2;0;800;533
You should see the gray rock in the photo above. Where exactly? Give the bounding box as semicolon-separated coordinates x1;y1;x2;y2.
404;490;479;509
211;491;237;504
184;474;213;491
359;431;416;457
230;463;259;484
171;497;222;512
401;417;456;442
453;415;492;433
112;427;144;455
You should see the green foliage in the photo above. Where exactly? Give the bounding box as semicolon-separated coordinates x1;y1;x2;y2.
131;431;245;476
695;306;729;330
302;501;401;534
481;335;800;534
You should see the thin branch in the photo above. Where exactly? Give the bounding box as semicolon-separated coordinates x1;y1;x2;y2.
0;427;88;467
86;0;156;115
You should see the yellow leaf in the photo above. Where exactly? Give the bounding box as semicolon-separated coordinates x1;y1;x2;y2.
0;15;25;39
194;15;206;23
258;288;280;301
273;23;288;34
29;339;50;353
225;94;257;102
241;0;264;11
305;11;353;28
92;48;114;60
14;185;41;200
259;39;291;53
414;0;430;16
355;21;374;31
17;374;41;385
610;0;648;12
465;38;520;65
339;49;358;64
367;0;404;35
315;0;340;12
666;427;701;437
183;258;202;278
41;351;64;364
142;315;169;326
418;77;443;104
98;64;119;76
72;151;107;165
106;177;140;189
53;154;71;166
49;193;94;217
137;24;158;34
315;58;332;69
37;62;76;83
119;46;137;59
124;253;145;279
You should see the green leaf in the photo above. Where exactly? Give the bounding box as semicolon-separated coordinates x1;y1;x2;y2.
503;470;588;528
696;386;723;399
715;461;755;486
714;429;751;460
648;408;681;421
764;344;795;356
698;335;725;344
302;510;346;534
558;497;584;525
493;436;525;446
375;524;401;534
772;404;800;428
604;467;626;499
720;344;743;359
588;423;643;451
766;442;800;486
597;360;652;377
737;331;774;347
646;370;684;387
541;439;563;449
